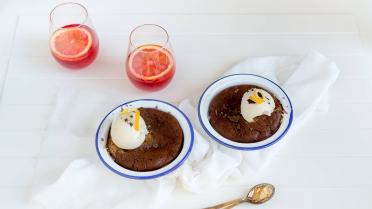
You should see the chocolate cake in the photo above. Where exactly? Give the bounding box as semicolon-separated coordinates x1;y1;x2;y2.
107;108;183;171
208;85;284;143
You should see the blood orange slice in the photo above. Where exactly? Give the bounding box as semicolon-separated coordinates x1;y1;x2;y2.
50;26;92;61
128;45;174;81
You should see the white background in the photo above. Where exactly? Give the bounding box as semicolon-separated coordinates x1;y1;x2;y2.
0;0;372;208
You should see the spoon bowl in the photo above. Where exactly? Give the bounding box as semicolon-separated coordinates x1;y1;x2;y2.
246;183;275;204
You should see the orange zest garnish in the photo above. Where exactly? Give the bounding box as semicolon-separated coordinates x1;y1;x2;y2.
249;90;265;104
120;108;129;116
120;108;141;131
134;109;140;131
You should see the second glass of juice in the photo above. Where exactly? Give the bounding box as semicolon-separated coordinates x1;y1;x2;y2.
49;2;99;69
126;24;176;91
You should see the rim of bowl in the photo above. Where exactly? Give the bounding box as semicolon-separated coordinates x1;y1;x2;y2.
198;73;293;151
95;99;194;179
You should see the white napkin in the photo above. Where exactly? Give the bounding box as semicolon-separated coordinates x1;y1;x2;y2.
31;51;339;209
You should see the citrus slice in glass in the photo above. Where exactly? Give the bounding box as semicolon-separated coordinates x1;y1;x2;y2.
50;26;93;61
128;44;174;81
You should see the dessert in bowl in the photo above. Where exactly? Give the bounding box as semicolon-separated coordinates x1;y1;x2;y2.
198;74;293;150
96;99;194;179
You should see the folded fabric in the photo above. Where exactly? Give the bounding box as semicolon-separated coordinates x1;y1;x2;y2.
31;51;339;209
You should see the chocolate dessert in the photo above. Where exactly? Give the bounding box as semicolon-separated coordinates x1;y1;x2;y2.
107;108;183;171
208;85;284;143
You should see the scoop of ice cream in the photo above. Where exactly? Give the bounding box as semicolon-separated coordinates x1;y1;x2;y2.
241;88;275;122
110;108;148;150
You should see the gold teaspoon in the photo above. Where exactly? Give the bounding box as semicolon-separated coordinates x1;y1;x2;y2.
204;183;275;209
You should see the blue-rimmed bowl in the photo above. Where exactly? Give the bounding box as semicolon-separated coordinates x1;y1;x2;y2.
198;74;293;151
96;99;194;179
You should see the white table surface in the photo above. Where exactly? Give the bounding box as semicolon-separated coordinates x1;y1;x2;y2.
1;0;372;209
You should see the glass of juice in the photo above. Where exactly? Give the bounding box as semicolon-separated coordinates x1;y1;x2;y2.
49;2;99;69
126;24;176;91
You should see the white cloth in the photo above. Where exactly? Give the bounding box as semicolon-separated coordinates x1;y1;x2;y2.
31;51;339;209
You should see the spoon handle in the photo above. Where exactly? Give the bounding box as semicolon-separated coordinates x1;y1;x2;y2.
203;198;243;209
223;202;242;209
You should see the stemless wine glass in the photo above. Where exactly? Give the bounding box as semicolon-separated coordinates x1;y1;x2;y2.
126;24;176;91
49;2;99;69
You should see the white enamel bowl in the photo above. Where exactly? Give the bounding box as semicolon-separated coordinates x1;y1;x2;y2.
198;74;293;151
96;99;194;179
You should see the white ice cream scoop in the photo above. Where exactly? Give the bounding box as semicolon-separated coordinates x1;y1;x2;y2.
241;88;275;122
110;108;148;150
